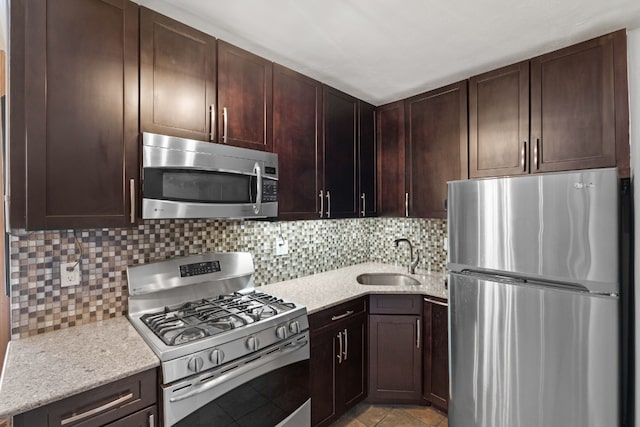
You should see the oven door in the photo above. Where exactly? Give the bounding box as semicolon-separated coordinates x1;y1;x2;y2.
164;332;310;427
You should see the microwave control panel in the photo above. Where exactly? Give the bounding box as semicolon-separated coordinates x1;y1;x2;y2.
262;180;278;203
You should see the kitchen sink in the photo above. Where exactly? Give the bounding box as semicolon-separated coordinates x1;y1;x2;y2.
356;273;421;286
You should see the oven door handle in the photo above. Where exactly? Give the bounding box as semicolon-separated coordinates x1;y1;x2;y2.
169;337;308;403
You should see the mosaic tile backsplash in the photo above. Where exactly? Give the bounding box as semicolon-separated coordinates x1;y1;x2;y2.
9;218;446;338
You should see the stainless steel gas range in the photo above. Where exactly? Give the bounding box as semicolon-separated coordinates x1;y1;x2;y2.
126;252;310;427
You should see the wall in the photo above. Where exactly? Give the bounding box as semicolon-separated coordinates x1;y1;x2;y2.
9;217;447;339
628;26;640;427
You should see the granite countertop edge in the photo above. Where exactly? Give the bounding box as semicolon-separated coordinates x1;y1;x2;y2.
0;316;160;419
263;261;448;314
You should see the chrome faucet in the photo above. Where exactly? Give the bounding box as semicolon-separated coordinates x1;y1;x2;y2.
393;238;419;274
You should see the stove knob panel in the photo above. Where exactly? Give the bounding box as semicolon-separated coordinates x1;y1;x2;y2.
246;336;259;351
210;349;225;365
289;321;300;334
187;356;204;373
276;325;288;340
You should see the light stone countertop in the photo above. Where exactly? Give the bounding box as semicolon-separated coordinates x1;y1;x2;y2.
263;262;448;313
0;316;160;419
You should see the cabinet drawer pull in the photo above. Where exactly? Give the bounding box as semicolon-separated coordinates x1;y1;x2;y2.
214;104;216;141
424;297;448;307
416;318;420;349
405;193;409;217
361;193;366;217
61;392;134;425
129;179;136;224
223;107;228;143
326;191;331;218
148;413;155;427
337;331;343;364
319;190;324;218
331;310;354;321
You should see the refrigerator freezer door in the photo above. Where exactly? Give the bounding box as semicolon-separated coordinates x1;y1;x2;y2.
447;168;619;294
449;272;619;427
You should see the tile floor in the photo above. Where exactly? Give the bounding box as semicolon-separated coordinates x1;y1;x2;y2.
331;403;448;427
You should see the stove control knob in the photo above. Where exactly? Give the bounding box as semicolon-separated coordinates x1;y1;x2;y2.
289;321;300;334
276;325;288;340
246;336;259;351
210;349;225;365
187;356;204;373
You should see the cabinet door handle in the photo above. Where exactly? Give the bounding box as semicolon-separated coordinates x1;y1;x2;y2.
331;310;354;321
209;104;215;141
361;193;366;217
319;190;324;218
222;107;228;143
343;328;348;361
129;179;136;224
424;297;449;307
148;413;155;427
521;141;527;172
337;331;343;364
534;138;540;170
416;318;420;349
61;392;133;425
326;191;331;218
405;193;409;217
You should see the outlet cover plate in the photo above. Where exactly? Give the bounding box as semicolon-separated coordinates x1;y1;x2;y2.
60;262;80;287
275;238;288;256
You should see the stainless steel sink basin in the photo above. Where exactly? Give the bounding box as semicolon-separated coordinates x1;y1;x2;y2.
356;273;421;286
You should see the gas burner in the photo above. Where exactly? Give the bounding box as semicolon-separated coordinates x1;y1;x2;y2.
172;327;207;345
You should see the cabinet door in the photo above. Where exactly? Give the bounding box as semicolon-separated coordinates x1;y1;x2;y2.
469;62;529;178
338;313;367;411
310;326;338;427
218;40;272;151
273;64;324;220
530;31;622;173
376;101;406;217
323;86;358;218
140;7;216;142
369;314;422;403
423;297;449;411
405;81;467;219
358;101;376;217
15;0;139;229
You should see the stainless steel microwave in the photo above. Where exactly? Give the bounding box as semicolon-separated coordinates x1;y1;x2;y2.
142;133;278;219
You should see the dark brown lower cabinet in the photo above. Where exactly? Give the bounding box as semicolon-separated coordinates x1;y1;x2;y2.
368;295;422;404
423;296;450;411
13;369;157;427
310;298;367;427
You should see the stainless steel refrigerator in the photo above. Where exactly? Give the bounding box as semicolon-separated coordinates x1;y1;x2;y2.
448;168;620;427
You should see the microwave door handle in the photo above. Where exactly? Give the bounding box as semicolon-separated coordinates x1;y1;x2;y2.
253;162;262;214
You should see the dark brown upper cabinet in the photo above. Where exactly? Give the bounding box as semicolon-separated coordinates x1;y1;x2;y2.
323;86;358;219
469;62;529;178
10;0;139;230
470;30;629;179
358;101;377;217
217;41;273;151
376;101;406;217
273;64;324;220
531;30;628;175
405;81;468;219
140;7;217;142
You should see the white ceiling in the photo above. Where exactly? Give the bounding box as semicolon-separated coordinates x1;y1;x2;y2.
138;0;640;105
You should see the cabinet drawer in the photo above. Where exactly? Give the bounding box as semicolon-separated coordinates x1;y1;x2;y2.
14;369;157;427
309;297;367;331
369;294;422;315
105;405;157;427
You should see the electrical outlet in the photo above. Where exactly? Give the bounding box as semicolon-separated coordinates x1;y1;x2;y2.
275;237;289;256
60;262;81;287
443;237;449;252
